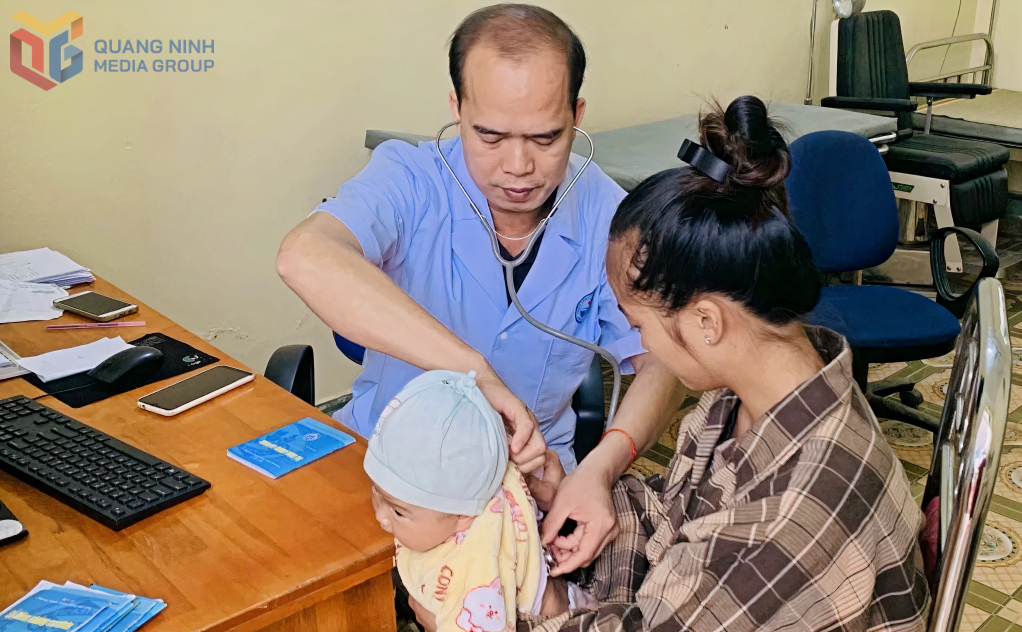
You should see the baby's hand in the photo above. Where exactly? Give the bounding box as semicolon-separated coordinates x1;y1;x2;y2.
408;596;437;632
526;450;565;512
540;578;570;616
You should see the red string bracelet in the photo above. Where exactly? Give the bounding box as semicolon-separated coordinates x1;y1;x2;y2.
602;428;638;468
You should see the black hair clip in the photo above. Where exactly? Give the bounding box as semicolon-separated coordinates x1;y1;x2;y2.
677;139;732;184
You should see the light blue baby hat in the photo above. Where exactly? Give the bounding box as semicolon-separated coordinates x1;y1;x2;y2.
363;370;508;516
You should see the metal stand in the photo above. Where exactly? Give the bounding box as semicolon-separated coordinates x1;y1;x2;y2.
865;172;1013;286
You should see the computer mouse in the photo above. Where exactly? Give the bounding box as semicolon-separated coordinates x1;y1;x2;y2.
88;346;164;388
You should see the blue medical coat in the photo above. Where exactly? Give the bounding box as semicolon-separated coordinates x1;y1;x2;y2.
316;136;644;470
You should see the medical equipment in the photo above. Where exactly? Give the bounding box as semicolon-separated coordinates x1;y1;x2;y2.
901;0;1022;189
824;9;1012;286
833;0;866;19
435;122;623;429
806;0;867;104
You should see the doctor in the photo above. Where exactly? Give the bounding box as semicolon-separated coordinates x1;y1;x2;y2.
276;3;684;573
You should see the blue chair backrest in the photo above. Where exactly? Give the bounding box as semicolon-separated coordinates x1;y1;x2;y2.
333;332;366;365
786;130;900;274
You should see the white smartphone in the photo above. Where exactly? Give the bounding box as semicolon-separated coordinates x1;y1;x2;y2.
138;365;254;416
53;291;138;322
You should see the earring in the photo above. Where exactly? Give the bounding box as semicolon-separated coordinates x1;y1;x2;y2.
705;336;711;344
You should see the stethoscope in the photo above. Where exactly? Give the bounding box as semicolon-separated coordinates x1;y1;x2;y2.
435;122;622;430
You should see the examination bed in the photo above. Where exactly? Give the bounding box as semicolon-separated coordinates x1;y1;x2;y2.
912;89;1022;200
913;89;1022;149
364;102;898;192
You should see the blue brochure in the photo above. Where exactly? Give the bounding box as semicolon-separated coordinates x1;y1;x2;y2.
87;586;165;632
0;588;111;632
227;418;355;478
0;582;163;632
120;600;164;632
54;586;133;632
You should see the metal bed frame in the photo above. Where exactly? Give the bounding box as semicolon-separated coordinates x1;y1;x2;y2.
924;277;1011;632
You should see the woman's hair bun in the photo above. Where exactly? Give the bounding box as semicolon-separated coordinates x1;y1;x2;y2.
609;94;820;326
699;95;791;189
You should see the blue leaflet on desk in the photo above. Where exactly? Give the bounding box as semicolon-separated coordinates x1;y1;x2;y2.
52;585;134;632
87;586;165;632
227;418;355;478
0;582;161;632
0;584;122;632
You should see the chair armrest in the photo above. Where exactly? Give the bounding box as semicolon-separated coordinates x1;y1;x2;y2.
571;355;605;464
910;82;992;99
820;96;918;112
265;345;316;406
930;227;999;319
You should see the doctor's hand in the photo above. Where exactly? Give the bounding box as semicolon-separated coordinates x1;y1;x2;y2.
541;453;619;577
474;365;546;474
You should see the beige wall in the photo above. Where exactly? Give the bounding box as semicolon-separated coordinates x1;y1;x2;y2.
990;0;1022;90
1;0;970;404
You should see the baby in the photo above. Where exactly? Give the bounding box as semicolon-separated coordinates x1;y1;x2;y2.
364;370;568;631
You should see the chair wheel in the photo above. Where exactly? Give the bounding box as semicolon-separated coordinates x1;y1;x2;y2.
899;390;924;408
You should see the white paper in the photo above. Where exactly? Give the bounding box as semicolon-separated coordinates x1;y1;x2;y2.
0;362;27;381
0;247;94;287
64;580;137;601
0;339;30;381
0;580;132;621
0;279;68;324
18;336;133;382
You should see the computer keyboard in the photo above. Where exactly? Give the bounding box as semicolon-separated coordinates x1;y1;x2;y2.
0;394;210;530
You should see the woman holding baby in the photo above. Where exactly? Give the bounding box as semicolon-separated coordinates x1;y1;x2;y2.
529;95;929;631
408;95;930;632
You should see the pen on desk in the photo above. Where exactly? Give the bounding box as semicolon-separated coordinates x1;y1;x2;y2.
45;321;147;330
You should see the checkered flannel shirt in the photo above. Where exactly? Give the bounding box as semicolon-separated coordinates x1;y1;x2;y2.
521;327;929;632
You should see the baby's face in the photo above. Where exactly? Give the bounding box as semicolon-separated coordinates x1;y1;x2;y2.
370;484;472;552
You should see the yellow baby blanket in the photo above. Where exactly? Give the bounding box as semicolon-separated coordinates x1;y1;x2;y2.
397;462;545;632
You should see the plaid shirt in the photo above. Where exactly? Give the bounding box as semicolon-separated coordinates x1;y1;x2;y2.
521;327;929;632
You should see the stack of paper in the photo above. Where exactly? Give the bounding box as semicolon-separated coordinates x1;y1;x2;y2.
17;337;133;382
0;279;69;324
0;581;165;632
0;248;94;287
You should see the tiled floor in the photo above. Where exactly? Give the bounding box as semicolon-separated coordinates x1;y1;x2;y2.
620;279;1022;632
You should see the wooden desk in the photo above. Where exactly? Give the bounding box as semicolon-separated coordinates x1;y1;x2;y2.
0;279;396;632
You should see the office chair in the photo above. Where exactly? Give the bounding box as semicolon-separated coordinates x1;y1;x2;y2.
265;333;607;463
786;130;998;433
920;277;1010;632
822;10;1009;272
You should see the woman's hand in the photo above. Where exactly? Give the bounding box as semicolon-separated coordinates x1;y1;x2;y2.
408;596;437;632
475;365;546;474
540;455;620;576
